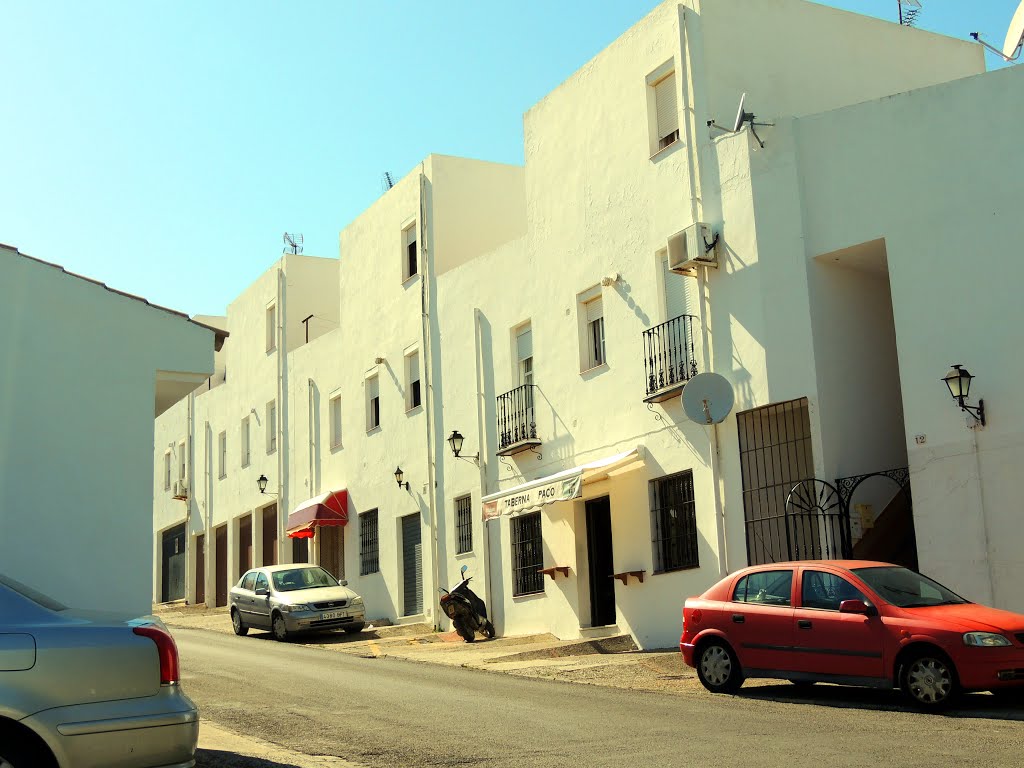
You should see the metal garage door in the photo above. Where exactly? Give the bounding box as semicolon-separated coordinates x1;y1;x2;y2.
401;514;422;616
161;524;186;603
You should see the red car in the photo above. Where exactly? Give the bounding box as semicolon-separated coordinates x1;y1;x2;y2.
680;560;1024;709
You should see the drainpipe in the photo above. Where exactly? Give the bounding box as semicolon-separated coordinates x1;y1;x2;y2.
276;264;287;563
204;420;211;606
185;390;194;602
474;307;493;614
680;4;729;576
418;169;441;629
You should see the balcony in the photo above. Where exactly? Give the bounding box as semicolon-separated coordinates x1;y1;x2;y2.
643;314;700;403
497;384;540;456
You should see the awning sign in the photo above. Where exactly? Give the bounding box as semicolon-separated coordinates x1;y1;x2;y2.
482;474;582;520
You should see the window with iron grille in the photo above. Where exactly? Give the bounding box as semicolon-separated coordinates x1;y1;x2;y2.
511;512;544;596
455;495;472;554
359;509;379;575
650;470;699;573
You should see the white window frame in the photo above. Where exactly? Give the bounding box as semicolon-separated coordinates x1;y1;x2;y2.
577;286;606;372
404;348;422;412
329;392;343;449
178;440;187;480
218;431;227;479
514;322;533;387
241;416;251;468
646;61;680;157
366;373;381;432
401;220;418;282
266;302;277;353
266;400;277;454
163;451;172;490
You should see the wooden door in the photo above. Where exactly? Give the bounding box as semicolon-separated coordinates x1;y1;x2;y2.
215;525;228;607
262;505;278;566
238;516;253;579
196;533;206;605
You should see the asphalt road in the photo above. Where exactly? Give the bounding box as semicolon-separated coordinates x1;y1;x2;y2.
177;628;1024;768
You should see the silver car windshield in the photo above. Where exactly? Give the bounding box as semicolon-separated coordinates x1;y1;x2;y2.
0;573;67;611
271;567;338;592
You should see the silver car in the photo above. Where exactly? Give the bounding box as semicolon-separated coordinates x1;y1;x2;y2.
230;564;366;641
0;573;198;768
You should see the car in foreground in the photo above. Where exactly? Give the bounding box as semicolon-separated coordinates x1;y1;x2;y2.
680;560;1024;710
0;573;197;768
230;564;366;641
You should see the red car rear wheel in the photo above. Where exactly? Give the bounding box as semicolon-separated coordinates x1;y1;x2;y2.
696;640;743;694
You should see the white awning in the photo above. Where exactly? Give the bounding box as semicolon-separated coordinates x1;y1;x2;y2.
481;446;645;521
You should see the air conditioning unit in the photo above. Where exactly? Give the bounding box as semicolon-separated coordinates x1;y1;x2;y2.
172;480;188;500
668;223;718;273
179;477;189;492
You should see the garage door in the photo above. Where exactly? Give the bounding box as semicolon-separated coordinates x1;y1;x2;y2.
401;514;422;616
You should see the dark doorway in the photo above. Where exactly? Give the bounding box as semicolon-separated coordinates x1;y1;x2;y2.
402;514;423;616
161;524;186;603
215;525;228;607
319;526;343;580
262;505;278;566
195;533;206;605
238;515;252;579
585;497;616;627
292;536;309;564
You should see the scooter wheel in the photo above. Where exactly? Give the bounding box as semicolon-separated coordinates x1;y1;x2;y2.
483;621;495;639
455;621;475;643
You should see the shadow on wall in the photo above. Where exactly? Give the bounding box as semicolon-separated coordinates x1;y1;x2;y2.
610;276;651;327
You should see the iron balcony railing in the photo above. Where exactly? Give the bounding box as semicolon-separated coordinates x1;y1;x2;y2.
643;314;699;399
497;384;538;453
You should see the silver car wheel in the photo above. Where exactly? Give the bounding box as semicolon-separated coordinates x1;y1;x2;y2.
700;644;732;686
1;757;15;768
907;657;953;704
273;614;288;641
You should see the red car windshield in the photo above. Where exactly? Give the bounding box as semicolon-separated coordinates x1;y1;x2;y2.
851;566;969;608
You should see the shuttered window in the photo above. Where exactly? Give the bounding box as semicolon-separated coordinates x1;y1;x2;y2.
654;72;679;148
661;253;696;321
366;375;380;431
516;324;533;386
329;395;342;448
406;351;421;410
359;509;379;575
585;297;605;369
456;495;473;554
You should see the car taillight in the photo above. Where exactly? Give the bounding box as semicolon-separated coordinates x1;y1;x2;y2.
134;625;180;685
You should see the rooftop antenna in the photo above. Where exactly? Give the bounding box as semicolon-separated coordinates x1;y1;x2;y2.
898;0;922;27
283;233;303;255
970;1;1024;62
381;172;395;193
707;92;775;148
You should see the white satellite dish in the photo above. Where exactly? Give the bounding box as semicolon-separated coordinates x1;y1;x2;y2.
681;372;735;425
1004;1;1024;60
732;93;752;132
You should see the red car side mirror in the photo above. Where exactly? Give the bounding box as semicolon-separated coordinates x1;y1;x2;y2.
839;599;873;615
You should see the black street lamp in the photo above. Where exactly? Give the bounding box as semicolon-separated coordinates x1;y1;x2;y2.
394;466;409;491
257;474;269;493
448;430;465;458
942;364;985;426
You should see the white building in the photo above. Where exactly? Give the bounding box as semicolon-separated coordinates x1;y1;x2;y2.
154;0;1024;649
0;244;220;616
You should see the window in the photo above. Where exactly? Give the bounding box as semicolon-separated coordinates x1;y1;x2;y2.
402;222;418;280
405;350;422;410
360;509;380;575
241;416;251;467
515;323;533;386
266;400;277;454
240;571;257;591
584;297;605;369
456;495;473;555
511;512;544;596
218;431;227;479
254;572;268;594
801;571;868;611
163;452;171;490
329;394;342;448
649;69;679;152
732;570;793;606
366;375;380;431
178;440;186;480
266;303;276;352
650;471;699;573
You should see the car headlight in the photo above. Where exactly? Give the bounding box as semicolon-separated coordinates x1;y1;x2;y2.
350;596;364;606
963;632;1012;647
281;603;313;613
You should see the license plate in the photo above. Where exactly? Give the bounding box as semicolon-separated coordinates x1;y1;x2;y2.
321;611;343;620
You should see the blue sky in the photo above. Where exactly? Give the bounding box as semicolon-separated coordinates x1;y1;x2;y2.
1;1;1017;316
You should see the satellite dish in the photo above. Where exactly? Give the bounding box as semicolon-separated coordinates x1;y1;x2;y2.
681;372;735;425
732;93;752;132
1004;1;1024;59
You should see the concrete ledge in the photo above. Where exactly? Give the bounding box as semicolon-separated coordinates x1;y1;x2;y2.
484;633;637;663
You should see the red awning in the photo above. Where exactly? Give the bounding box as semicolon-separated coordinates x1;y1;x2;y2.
286;490;349;539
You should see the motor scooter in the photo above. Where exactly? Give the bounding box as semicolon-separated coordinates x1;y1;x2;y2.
439;565;495;643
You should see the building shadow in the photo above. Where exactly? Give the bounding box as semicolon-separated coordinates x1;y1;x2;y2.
195;748;307;767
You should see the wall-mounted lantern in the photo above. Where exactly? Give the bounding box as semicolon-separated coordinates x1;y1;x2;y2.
394;466;409;491
941;364;985;426
448;430;480;465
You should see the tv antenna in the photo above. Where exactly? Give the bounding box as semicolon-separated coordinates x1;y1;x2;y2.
381;172;396;193
283;233;304;255
970;0;1024;62
898;0;922;28
681;372;735;426
707;93;775;148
